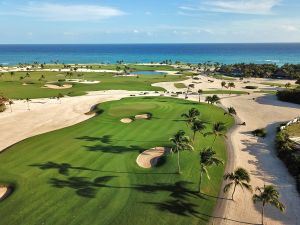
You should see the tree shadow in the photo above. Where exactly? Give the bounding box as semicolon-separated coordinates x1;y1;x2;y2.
49;176;116;198
132;181;203;200
83;144;144;154
30;161;97;176
76;135;112;144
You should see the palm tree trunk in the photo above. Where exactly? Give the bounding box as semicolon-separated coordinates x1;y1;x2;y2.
231;183;237;200
27;101;30;111
212;135;217;147
177;150;181;174
199;170;203;193
193;131;196;142
198;94;201;103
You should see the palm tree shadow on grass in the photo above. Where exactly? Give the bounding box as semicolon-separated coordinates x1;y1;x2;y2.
83;144;144;154
76;135;112;144
29;162;97;176
49;176;117;198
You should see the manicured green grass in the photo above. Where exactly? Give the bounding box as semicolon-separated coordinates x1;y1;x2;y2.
254;90;277;95
174;83;187;89
260;82;297;88
211;74;236;81
0;71;186;99
203;90;248;95
0;97;233;225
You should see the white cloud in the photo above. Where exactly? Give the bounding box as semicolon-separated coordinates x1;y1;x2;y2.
281;24;299;31
180;0;280;15
133;29;140;33
13;2;125;21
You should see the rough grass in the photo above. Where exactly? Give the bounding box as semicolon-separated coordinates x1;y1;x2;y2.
0;97;234;225
174;83;187;89
285;123;300;137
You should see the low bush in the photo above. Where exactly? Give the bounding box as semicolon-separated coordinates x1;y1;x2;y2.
244;86;258;89
0;103;6;112
252;128;267;138
275;130;300;194
277;89;300;105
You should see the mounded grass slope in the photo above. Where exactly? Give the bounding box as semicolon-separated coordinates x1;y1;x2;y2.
0;97;233;225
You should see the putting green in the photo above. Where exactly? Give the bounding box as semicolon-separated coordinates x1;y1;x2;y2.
0;97;233;225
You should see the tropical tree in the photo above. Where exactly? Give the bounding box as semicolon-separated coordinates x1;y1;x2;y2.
211;95;220;104
253;185;285;225
191;119;206;141
57;93;64;104
205;122;227;146
169;130;194;174
181;108;200;127
197;89;203;103
221;81;227;90
223;167;252;200
285;82;291;89
199;147;224;192
205;96;213;104
228;82;235;94
25;98;31;111
8;100;13;112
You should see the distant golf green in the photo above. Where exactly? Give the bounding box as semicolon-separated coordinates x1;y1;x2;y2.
0;97;233;225
0;71;186;99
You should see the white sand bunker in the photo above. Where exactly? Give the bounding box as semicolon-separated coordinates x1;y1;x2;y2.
66;79;100;84
136;147;169;168
120;118;133;123
0;186;11;201
43;84;72;89
135;114;151;120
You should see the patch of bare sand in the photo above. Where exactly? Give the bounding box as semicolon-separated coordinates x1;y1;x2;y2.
120;118;133;123
135;114;151;119
136;147;168;168
43;84;72;89
0;186;10;201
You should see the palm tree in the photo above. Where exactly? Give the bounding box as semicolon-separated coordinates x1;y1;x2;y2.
228;82;235;94
181;108;200;127
205;122;227;146
205;96;213;104
199;147;224;192
221;81;227;91
25;98;31;111
169;130;194;174
197;89;203;103
211;95;220;104
191;119;206;141
223;167;252;200
8;100;13;112
253;185;285;225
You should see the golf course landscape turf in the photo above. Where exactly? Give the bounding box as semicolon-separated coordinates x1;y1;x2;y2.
0;96;233;225
0;71;187;99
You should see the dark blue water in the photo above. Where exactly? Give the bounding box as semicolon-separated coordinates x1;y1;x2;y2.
0;43;299;65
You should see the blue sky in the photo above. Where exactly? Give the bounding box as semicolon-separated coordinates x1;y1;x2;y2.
0;0;299;43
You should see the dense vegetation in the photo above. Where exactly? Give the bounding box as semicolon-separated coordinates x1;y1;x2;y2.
218;63;300;79
0;97;233;225
277;88;300;105
276;125;300;193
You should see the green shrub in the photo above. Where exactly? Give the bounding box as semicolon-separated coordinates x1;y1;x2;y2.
244;86;258;89
0;103;6;112
252;128;267;138
277;89;300;104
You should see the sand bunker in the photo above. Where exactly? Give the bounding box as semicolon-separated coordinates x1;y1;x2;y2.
66;79;100;84
0;186;11;201
135;114;151;119
43;84;72;89
136;147;168;168
120;118;133;123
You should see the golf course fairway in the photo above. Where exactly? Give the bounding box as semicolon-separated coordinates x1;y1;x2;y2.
0;97;233;225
